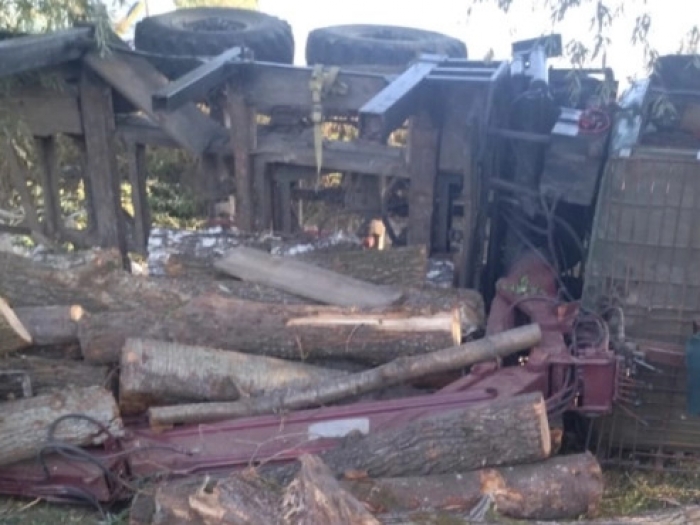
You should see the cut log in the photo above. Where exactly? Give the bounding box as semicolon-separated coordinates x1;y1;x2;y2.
164;245;428;288
0;297;32;354
148;324;541;426
343;452;603;520
0;385;123;466
0;356;111;395
0;249;198;312
79;309;165;364
0;371;32;400
85;292;461;365
265;392;550;484
213;246;404;307
13;305;85;346
281;454;380;525
134;455;380;525
119;338;348;415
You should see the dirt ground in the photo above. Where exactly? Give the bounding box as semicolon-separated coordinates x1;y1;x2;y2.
1;469;699;524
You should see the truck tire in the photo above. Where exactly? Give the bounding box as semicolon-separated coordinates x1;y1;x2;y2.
134;8;294;63
305;24;467;67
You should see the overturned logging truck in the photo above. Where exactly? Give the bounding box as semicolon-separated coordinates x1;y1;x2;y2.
1;7;700;521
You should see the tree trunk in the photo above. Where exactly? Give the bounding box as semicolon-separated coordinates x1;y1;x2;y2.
13;305;85;346
0;356;112;395
148;324;540;426
164;245;429;289
86;292;462;365
343;453;603;520
119;338;348;415
0;249;123;310
0;371;32;400
265;392;551;484
213;246;404;308
0;297;32;354
79;309;165;364
0;385;123;466
0;249;202;312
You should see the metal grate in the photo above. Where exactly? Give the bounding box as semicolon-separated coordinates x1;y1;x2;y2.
583;146;700;467
590;340;700;470
583;148;700;345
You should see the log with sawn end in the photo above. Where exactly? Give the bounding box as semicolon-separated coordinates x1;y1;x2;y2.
343;452;603;520
119;338;348;415
0;385;123;466
265;392;551;484
13;304;85;346
86;292;462;365
0;297;32;354
148;323;541;426
213;245;404;307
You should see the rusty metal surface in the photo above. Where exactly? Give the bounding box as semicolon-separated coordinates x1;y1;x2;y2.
583;149;700;344
442;252;618;417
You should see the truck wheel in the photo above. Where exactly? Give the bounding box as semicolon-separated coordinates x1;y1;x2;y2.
134;8;294;63
305;24;467;67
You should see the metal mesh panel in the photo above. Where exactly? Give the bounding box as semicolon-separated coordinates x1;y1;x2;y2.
591;341;700;470
583;149;700;344
584;149;700;467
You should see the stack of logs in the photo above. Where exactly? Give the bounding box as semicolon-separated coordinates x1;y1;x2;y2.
0;243;693;524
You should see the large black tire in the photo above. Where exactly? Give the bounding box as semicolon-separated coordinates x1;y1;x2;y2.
134;8;294;63
306;24;467;67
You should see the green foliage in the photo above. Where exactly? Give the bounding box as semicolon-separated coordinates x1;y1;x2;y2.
474;0;699;74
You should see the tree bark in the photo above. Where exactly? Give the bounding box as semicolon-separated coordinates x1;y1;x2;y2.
0;297;32;354
164;245;429;289
343;453;603;520
0;356;112;395
149;472;285;525
0;371;32;400
280;454;380;525
0;385;123;466
148;324;541;426
379;505;700;524
86;292;462;365
134;455;380;525
13;305;85;346
0;249;203;312
119;338;348;415
79;309;165;364
213;246;404;308
265;392;551;484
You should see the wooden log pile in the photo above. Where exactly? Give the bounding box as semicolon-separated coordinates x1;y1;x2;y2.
0;243;617;523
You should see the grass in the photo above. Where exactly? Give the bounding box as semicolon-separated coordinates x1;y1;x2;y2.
0;498;122;525
601;469;700;516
